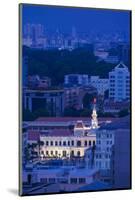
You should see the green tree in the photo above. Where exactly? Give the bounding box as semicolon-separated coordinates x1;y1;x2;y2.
118;109;129;117
23;109;35;121
33;108;50;118
83;93;96;109
64;107;80;117
80;109;91;117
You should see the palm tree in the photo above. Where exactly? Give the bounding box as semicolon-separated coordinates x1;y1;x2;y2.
37;140;44;160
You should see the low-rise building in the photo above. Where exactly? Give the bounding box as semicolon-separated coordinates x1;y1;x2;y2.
23;88;64;116
64;74;89;86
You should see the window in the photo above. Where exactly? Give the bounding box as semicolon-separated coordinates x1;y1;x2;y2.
63;141;66;146
40;178;47;183
63;151;66;157
106;147;109;152
71;140;74;146
68;141;70;146
50;141;53;146
46;151;49;155
85;141;87;146
59;141;61;146
55;151;58;155
89;141;91;146
70;178;77;184
93;141;95;146
46;141;49;146
77;151;80;157
51;151;53;155
55;141;58;146
79;178;86;184
70;151;74;157
48;178;55;183
77;141;81;147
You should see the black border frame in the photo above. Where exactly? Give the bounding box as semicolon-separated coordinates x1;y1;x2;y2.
19;3;132;196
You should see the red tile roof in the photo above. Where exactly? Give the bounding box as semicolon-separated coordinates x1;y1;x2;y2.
35;117;116;122
49;129;73;136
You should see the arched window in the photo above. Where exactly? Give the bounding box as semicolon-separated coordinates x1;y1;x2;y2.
70;150;74;157
71;140;74;146
63;151;66;157
63;141;66;146
85;140;87;146
77;151;80;157
77;140;81;147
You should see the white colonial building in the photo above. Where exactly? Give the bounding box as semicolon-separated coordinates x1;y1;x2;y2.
38;104;99;159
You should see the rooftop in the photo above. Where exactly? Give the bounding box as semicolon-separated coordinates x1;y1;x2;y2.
35;117;117;123
99;115;130;130
77;181;111;191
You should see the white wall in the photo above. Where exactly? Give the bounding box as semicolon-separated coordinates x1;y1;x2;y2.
0;0;134;200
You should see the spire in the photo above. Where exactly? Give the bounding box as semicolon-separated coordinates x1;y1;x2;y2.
91;98;98;129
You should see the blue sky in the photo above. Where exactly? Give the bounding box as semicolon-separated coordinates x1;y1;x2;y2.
22;4;131;34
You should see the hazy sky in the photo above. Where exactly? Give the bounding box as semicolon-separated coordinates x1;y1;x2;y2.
21;4;131;34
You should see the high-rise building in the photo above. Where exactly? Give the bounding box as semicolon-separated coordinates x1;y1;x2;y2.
23;23;45;48
110;116;130;189
109;62;130;101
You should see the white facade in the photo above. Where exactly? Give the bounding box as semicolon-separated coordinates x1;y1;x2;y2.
90;76;109;95
109;62;130;101
40;134;96;158
64;74;89;86
95;129;114;170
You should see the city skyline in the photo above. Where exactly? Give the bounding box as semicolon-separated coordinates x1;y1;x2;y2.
22;4;131;35
20;4;131;196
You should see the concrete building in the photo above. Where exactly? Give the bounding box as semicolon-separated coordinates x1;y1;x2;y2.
95;116;130;184
64;85;97;110
23;165;99;194
28;75;51;89
90;76;109;95
22;57;28;87
110;116;131;189
64;74;89;86
95;124;114;171
109;62;130;101
23;89;64;116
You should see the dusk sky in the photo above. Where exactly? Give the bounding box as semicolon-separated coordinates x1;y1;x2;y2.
22;4;131;34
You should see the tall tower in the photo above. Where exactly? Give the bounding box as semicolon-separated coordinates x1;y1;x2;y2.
91;98;99;129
